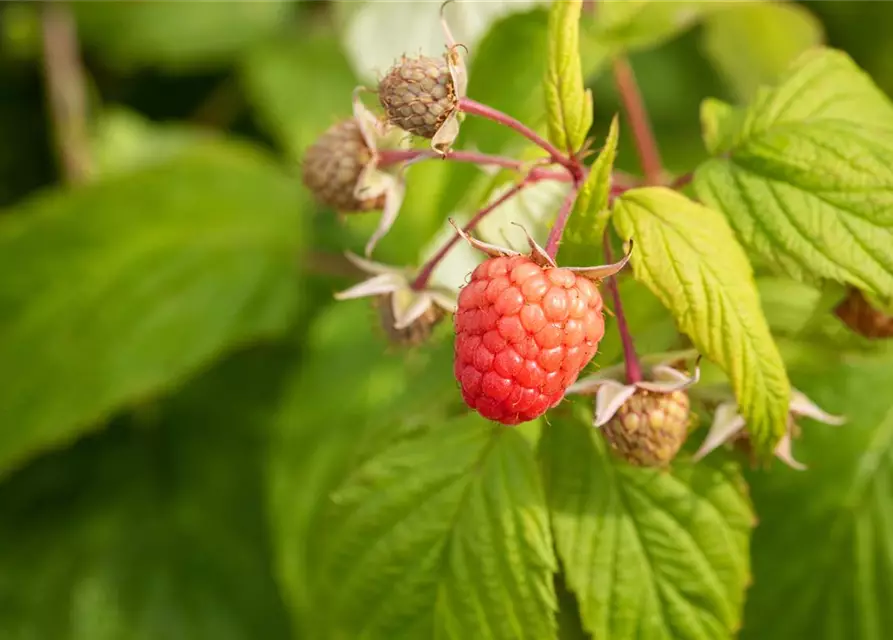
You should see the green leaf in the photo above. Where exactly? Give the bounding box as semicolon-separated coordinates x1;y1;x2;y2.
540;408;753;640
0;345;294;639
559;115;619;266
613;187;791;454
241;33;358;160
74;1;290;71
544;0;592;155
314;415;557;639
702;1;824;101
743;349;893;638
0;150;304;478
694;48;893;296
698;98;745;157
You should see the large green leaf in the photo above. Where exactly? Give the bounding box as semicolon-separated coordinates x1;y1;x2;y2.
266;300;462;637
0;150;304;478
695;49;893;296
0;345;294;639
589;1;717;55
544;0;592;155
540;408;753;639
559;115;618;266
744;349;893;638
311;414;557;639
701;1;823;101
613;187;790;455
73;1;290;71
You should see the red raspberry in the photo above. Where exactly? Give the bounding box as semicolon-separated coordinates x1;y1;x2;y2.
454;255;605;425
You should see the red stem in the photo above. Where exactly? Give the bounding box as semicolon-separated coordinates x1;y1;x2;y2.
459;97;580;177
412;181;529;291
377;148;574;183
603;231;642;384
544;184;581;260
669;172;693;190
612;57;663;186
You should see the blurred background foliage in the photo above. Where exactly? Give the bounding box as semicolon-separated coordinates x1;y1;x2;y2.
1;1;893;638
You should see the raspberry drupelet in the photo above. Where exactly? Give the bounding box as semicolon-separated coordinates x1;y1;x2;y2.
454;254;606;425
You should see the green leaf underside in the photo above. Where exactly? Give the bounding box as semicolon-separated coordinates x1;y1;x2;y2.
0;346;293;639
559;115;619;266
695;48;893;296
544;0;592;155
744;350;893;639
0;152;304;478
701;1;823;102
316;415;557;639
613;187;791;454
540;411;753;640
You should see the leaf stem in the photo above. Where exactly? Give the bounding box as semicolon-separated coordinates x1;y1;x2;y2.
458;97;581;178
669;172;693;190
611;57;662;186
544;184;581;259
40;1;92;184
411;181;530;291
603;231;642;384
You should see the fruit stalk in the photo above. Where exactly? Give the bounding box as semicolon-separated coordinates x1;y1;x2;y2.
411;181;530;291
459;97;580;177
603;230;642;384
544;184;581;259
612;57;663;185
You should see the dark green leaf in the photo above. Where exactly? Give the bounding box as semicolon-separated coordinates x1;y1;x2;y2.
0;150;305;478
0;345;294;639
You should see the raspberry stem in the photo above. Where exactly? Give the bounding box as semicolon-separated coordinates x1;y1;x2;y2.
376;149;574;183
458;97;582;178
603;230;642;384
612;57;663;186
411;181;530;291
544;183;581;259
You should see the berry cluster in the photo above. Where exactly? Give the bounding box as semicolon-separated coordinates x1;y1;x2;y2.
300;2;850;469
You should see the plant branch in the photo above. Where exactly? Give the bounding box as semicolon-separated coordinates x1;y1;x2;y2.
412;181;529;291
603;231;642;384
544;184;581;259
612;57;662;186
458;97;580;177
40;1;92;184
669;172;693;190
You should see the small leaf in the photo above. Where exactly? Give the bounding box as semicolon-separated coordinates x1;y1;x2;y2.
613;187;791;454
699;98;745;157
559;115;619;265
695;48;893;297
591;1;717;54
314;415;557;639
0;150;304;478
702;1;824;101
540;409;753;640
544;0;592;155
743;350;893;638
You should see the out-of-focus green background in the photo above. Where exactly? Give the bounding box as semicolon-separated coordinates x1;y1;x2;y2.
1;1;892;638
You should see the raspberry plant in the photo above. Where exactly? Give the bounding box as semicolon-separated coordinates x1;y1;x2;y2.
2;2;893;639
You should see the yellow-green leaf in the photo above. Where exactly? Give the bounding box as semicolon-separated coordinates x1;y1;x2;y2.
613;187;791;455
544;0;592;155
559;115;619;265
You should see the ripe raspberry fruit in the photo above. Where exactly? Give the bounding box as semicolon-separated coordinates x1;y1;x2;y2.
601;389;691;467
834;287;893;339
454;254;606;425
302;118;383;212
378;55;457;140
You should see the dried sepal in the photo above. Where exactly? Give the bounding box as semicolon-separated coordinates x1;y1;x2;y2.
692;388;846;469
564;240;634;282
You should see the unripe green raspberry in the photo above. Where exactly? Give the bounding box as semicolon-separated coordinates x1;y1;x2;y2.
602;390;691;467
378;55;457;139
302;118;384;212
834;287;893;339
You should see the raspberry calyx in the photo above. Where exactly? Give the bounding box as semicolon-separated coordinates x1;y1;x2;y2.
452;222;631;425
